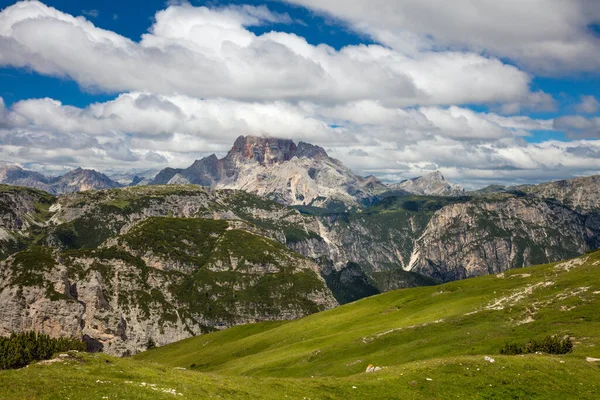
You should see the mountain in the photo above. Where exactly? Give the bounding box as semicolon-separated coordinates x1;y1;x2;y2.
468;184;507;195
3;250;600;398
514;174;600;212
1;157;600;358
48;168;122;193
0;165;122;194
152;135;387;207
389;171;465;196
107;169;159;186
407;194;600;281
0;137;464;204
0;185;54;258
0;174;599;354
0;165;54;194
0;185;338;355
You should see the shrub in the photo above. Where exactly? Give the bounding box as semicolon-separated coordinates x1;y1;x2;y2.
146;337;156;350
0;331;87;370
500;335;573;355
499;342;523;355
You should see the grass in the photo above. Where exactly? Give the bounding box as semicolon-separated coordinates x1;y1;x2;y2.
136;250;600;379
1;251;600;398
0;349;599;399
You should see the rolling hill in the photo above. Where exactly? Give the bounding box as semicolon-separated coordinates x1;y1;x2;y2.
1;250;599;398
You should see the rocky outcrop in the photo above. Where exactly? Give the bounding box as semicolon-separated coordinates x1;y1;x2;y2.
515;175;600;213
0;218;337;356
409;196;600;281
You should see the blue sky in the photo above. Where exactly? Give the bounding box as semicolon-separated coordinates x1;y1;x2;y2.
0;0;599;187
0;0;377;107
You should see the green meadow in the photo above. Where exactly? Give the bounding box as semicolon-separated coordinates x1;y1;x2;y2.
2;250;600;399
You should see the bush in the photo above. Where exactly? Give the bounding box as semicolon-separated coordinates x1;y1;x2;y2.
146;337;156;350
0;331;86;370
500;335;573;355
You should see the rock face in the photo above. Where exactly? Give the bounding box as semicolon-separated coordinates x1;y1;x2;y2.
0;185;54;258
0;138;465;205
515;175;600;213
0;186;338;355
389;171;465;196
409;195;600;281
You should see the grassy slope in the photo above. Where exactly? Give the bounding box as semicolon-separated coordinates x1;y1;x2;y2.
136;250;600;378
2;251;600;399
1;352;598;399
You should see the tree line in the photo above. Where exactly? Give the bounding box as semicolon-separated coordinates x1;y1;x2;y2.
0;331;86;370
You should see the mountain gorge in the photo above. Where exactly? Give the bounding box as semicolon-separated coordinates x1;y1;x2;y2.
1;136;600;355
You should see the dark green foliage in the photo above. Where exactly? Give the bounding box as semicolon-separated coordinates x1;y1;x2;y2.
10;246;56;287
499;343;523;355
283;226;320;244
146;338;156;350
500;336;573;355
49;206;126;249
370;269;440;292
323;262;380;304
366;195;470;214
209;229;289;266
0;331;86;370
120;217;228;267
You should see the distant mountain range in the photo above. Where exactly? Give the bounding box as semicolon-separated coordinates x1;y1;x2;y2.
0;136;464;202
0;138;600;354
0;165;121;195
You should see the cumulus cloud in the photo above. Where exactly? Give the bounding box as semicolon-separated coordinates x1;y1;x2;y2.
283;0;600;74
554;116;600;138
575;95;600;114
0;1;598;187
0;1;544;107
2;92;599;188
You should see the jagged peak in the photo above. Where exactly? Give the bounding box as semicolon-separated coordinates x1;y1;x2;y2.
226;135;297;166
413;171;445;182
189;154;218;168
296;141;329;160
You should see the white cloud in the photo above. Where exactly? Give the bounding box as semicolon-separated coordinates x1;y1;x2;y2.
2;92;599;188
81;9;99;18
554;115;600;138
283;0;600;74
0;1;544;107
576;95;600;114
0;1;598;187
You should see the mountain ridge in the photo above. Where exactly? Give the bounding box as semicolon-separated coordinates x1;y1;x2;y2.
0;165;122;195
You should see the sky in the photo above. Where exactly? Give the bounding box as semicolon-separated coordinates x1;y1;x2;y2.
0;0;599;188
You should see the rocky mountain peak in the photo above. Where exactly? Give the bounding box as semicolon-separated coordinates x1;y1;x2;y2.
227;135;297;166
0;164;47;183
50;168;121;193
390;170;464;196
296;141;329;161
